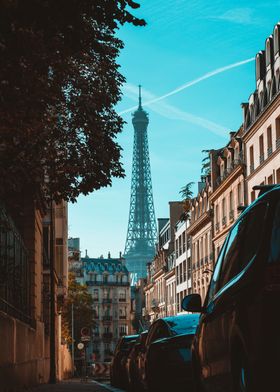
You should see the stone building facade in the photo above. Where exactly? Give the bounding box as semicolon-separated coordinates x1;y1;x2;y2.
210;129;246;259
175;220;192;314
188;181;213;303
0;197;70;390
143;202;183;323
242;23;280;201
83;255;131;362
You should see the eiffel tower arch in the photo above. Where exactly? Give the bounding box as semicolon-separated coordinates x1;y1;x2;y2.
124;86;157;285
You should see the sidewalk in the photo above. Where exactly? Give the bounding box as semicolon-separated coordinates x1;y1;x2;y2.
27;379;111;392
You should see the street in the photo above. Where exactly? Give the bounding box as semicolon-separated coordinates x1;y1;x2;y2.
28;380;125;392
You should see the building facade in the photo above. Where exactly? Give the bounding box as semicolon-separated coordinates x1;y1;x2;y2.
188;182;213;303
210;129;245;260
175;220;192;314
143;202;183;322
242;23;280;201
83;255;131;362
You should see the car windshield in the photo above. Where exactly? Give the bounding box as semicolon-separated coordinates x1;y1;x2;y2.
165;314;200;336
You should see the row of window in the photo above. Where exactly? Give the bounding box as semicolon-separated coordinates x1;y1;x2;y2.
249;117;280;174
214;183;243;232
176;257;191;285
88;274;128;283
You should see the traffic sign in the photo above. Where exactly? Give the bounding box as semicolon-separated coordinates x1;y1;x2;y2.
77;343;84;350
81;327;90;336
81;336;90;342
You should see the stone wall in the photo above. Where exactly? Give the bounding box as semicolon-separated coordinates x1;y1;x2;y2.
0;313;49;391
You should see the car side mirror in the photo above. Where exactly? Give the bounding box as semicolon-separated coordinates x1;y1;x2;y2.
181;294;203;312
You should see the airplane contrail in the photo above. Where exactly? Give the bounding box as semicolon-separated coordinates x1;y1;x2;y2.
119;57;255;115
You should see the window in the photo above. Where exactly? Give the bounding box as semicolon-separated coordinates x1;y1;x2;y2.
249;146;254;173
206;242;228;303
103;274;108;283
267;126;272;156
259;134;264;164
276;117;280;147
237;183;242;205
267;175;273;185
251;190;256;203
276;168;280;184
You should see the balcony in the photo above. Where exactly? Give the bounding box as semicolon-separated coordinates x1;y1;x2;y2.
103;298;112;304
102;315;112;321
103;332;113;340
222;216;227;226
276;138;280;149
215;222;220;232
267;146;273;157
259;154;264;165
229;210;234;221
119;315;127;320
119;298;126;302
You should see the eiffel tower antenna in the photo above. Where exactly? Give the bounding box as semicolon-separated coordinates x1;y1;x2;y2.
124;85;157;285
138;84;142;108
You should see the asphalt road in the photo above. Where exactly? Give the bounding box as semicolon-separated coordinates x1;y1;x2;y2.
26;379;125;392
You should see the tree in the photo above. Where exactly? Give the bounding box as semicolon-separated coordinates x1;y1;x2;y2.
0;1;146;205
61;273;95;345
179;182;194;221
201;149;211;177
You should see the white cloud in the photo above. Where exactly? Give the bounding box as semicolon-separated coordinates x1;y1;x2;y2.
122;83;229;138
211;8;260;25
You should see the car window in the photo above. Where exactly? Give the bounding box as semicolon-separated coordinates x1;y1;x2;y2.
205;239;228;304
268;201;280;263
218;216;247;289
218;203;267;289
166;314;200;336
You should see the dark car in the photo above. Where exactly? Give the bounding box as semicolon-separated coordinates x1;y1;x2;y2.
182;185;280;392
138;314;200;392
126;331;148;392
110;334;138;388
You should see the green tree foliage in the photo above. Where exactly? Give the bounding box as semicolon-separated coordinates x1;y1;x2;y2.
201;149;211;177
0;0;145;204
179;182;194;221
61;273;95;345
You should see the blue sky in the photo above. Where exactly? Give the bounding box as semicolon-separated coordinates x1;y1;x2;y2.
69;0;280;258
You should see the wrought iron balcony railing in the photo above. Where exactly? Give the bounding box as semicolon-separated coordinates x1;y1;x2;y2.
276;138;280;149
267;146;273;157
0;204;32;326
102;315;112;321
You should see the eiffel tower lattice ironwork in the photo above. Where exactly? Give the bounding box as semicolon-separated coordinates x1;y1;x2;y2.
124;86;157;285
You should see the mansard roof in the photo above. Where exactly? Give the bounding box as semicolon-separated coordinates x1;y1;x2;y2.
81;257;129;275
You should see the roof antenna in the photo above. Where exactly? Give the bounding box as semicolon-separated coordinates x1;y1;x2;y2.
138;84;142;109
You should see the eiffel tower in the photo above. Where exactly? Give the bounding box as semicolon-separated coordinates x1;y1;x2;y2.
124;86;157;285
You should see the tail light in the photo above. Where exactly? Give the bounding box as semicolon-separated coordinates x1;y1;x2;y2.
265;264;280;291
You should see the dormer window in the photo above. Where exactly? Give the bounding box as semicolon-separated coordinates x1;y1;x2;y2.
274;24;280;55
220;162;224;178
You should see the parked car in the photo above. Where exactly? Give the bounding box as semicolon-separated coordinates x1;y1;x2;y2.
138;314;200;392
110;334;138;388
126;331;148;392
182;185;280;392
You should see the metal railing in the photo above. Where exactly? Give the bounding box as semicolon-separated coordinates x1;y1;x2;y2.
0;204;32;325
276;138;280;149
259;154;264;164
229;210;234;220
267;146;273;157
